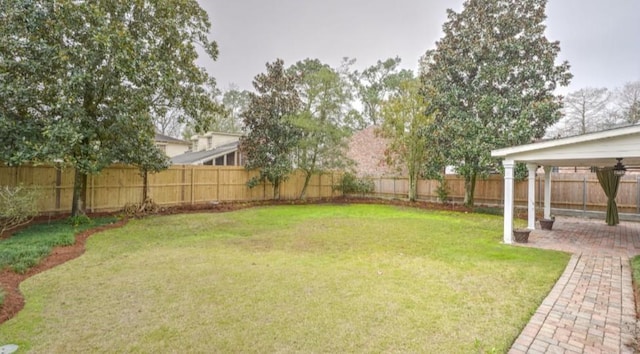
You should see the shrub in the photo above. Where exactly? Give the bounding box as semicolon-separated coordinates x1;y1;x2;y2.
334;173;375;196
0;185;40;235
66;215;93;227
435;179;450;204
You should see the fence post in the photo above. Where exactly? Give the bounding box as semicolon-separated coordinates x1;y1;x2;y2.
90;174;95;213
217;168;221;201
636;176;640;214
582;175;587;213
181;166;186;203
55;169;62;211
190;166;195;205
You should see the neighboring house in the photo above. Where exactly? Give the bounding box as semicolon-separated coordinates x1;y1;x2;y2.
346;126;401;177
171;132;243;166
154;133;191;157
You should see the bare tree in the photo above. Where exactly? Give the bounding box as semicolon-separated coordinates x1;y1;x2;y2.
615;81;640;124
154;110;184;138
558;87;611;136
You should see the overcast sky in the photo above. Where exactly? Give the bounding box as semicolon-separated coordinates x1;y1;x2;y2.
196;0;640;95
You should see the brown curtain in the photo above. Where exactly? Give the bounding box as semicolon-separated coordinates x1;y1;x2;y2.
596;168;621;226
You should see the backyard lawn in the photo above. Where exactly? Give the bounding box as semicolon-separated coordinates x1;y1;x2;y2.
0;204;569;353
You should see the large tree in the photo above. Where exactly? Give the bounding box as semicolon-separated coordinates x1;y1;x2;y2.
422;0;572;206
240;59;301;199
0;0;219;215
287;59;353;199
350;57;414;129
379;77;436;201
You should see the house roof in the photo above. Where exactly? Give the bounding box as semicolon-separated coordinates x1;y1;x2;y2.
491;124;640;168
155;133;190;145
171;141;239;165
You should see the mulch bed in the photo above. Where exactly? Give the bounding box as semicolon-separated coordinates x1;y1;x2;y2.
0;197;471;324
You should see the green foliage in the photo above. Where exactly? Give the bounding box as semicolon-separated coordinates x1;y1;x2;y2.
379;77;436;201
422;0;572;206
0;185;40;234
287;59;354;198
66;215;93;227
241;59;302;199
0;217;117;273
435;179;450;204
333;173;375;195
349;57;414;128
0;0;219;213
632;256;640;294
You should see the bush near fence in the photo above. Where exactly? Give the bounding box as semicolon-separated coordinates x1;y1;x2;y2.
1;164;639;215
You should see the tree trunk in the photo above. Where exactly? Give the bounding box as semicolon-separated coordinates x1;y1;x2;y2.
408;171;418;202
463;172;477;207
299;171;313;200
142;170;149;202
273;180;280;200
71;169;87;217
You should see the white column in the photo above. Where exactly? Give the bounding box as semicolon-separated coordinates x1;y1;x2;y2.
503;160;515;244
544;166;552;219
527;163;538;230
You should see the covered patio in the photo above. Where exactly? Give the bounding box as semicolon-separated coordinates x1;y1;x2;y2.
491;125;640;244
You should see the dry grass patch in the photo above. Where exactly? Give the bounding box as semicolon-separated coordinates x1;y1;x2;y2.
0;204;569;352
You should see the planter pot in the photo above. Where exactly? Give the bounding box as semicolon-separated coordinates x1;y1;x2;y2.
513;229;531;243
539;218;555;230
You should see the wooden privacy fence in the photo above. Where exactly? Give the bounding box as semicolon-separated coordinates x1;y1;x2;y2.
2;164;640;215
0;164;340;214
372;173;640;214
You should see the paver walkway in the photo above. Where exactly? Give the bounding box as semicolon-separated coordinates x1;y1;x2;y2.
509;217;640;353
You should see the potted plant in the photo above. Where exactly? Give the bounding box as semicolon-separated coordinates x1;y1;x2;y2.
539;216;555;230
513;228;531;243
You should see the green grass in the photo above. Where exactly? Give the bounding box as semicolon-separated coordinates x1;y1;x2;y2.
0;205;569;353
631;256;640;311
0;217;118;273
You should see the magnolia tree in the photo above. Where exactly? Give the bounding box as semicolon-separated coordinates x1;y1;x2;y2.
422;0;572;206
0;0;220;215
240;59;302;199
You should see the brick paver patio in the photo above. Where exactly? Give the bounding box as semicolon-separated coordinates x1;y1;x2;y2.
509;217;640;353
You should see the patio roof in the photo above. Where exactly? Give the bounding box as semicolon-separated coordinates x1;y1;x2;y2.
490;124;640;244
491;124;640;168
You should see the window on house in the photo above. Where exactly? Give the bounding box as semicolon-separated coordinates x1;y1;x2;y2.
156;144;166;153
192;140;198;151
207;136;213;150
215;156;225;166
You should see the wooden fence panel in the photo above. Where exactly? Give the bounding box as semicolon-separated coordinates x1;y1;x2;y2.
2;164;640;215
